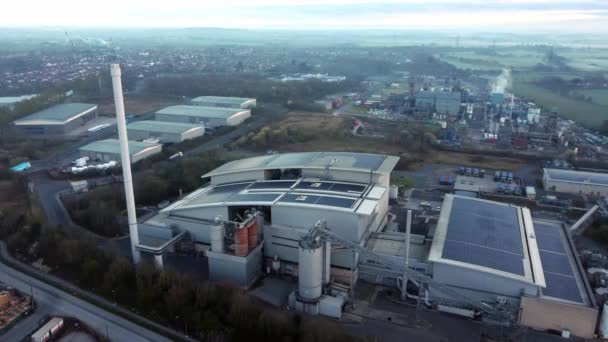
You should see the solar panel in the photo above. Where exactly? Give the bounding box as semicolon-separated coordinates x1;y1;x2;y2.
227;193;282;203
535;232;566;254
443;240;525;275
539;250;573;276
248;181;296;190
279;193;356;209
441;197;525;276
534;220;584;303
295;181;333;191
328;183;367;193
542;272;583;303
294;181;367;195
316;196;356;208
281;193;320;204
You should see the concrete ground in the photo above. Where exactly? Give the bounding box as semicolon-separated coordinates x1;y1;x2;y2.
347;281;584;342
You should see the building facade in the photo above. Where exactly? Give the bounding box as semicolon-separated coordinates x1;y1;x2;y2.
13;103;97;137
155;105;251;128
543;168;608;196
78;139;162;164
127;120;204;143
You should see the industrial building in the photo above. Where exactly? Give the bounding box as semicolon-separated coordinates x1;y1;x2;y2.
126;120;204;144
191;96;256;109
0;94;37;109
13;103;98;137
78;139;162;164
416;90;461;115
543;168;608;196
155;105;251;129
130;153;596;335
137;152;398;282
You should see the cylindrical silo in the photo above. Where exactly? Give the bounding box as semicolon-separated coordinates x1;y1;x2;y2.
210;219;225;253
234;224;249;257
298;237;324;301
247;221;258;249
389;185;399;200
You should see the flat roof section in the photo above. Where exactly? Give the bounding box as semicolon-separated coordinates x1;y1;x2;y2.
202;152;399;179
14;103;97;125
78;139;159;155
191;96;255;105
127;120;203;134
156;105;247;119
429;195;538;283
544;168;608;187
534;220;588;304
0;94;37;104
226;192;284;204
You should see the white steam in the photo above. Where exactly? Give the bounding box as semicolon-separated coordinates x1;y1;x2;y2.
491;69;511;93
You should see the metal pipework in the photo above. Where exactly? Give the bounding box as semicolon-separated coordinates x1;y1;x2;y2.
110;64;141;264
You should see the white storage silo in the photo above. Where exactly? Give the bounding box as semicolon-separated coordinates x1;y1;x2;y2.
298;237;324;301
210;218;225;253
389;185;399;200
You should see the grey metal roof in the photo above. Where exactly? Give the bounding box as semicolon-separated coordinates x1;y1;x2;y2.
14;103;97;124
544;168;608;187
191;96;255;105
127;120;203;135
0;94;37;104
156;105;247;119
78;139;159;155
202;152;399;178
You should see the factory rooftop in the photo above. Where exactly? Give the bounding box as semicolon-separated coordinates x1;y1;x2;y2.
155;105;247;119
0;94;37;105
162;179;384;215
126;120;203;135
202;152;400;178
13;103;97;125
78;139;160;155
429;195;545;286
191;96;255;105
544;168;608;187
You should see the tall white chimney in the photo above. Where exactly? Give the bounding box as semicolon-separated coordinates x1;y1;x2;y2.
110;64;141;264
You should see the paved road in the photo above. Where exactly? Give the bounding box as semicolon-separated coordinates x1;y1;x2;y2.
30;174;72;227
0;259;171;342
1;302;49;342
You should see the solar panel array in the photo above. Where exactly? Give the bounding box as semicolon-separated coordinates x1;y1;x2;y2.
441;197;525;276
227;193;283;203
279;193;357;209
534;222;583;303
294;181;367;195
247;180;297;190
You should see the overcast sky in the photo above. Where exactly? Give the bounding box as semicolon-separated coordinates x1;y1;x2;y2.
3;0;608;32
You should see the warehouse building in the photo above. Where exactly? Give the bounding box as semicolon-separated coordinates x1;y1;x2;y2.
155;105;251;129
137;152;398;285
0;94;37;109
13;103;98;137
543;168;608;196
191;96;256;109
127;120;204;144
78;139;162;164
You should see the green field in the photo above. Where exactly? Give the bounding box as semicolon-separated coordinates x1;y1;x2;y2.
578;89;608;106
437;47;608;128
511;77;608;127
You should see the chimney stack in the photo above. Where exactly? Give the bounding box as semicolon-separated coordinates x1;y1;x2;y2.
110;64;141;264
